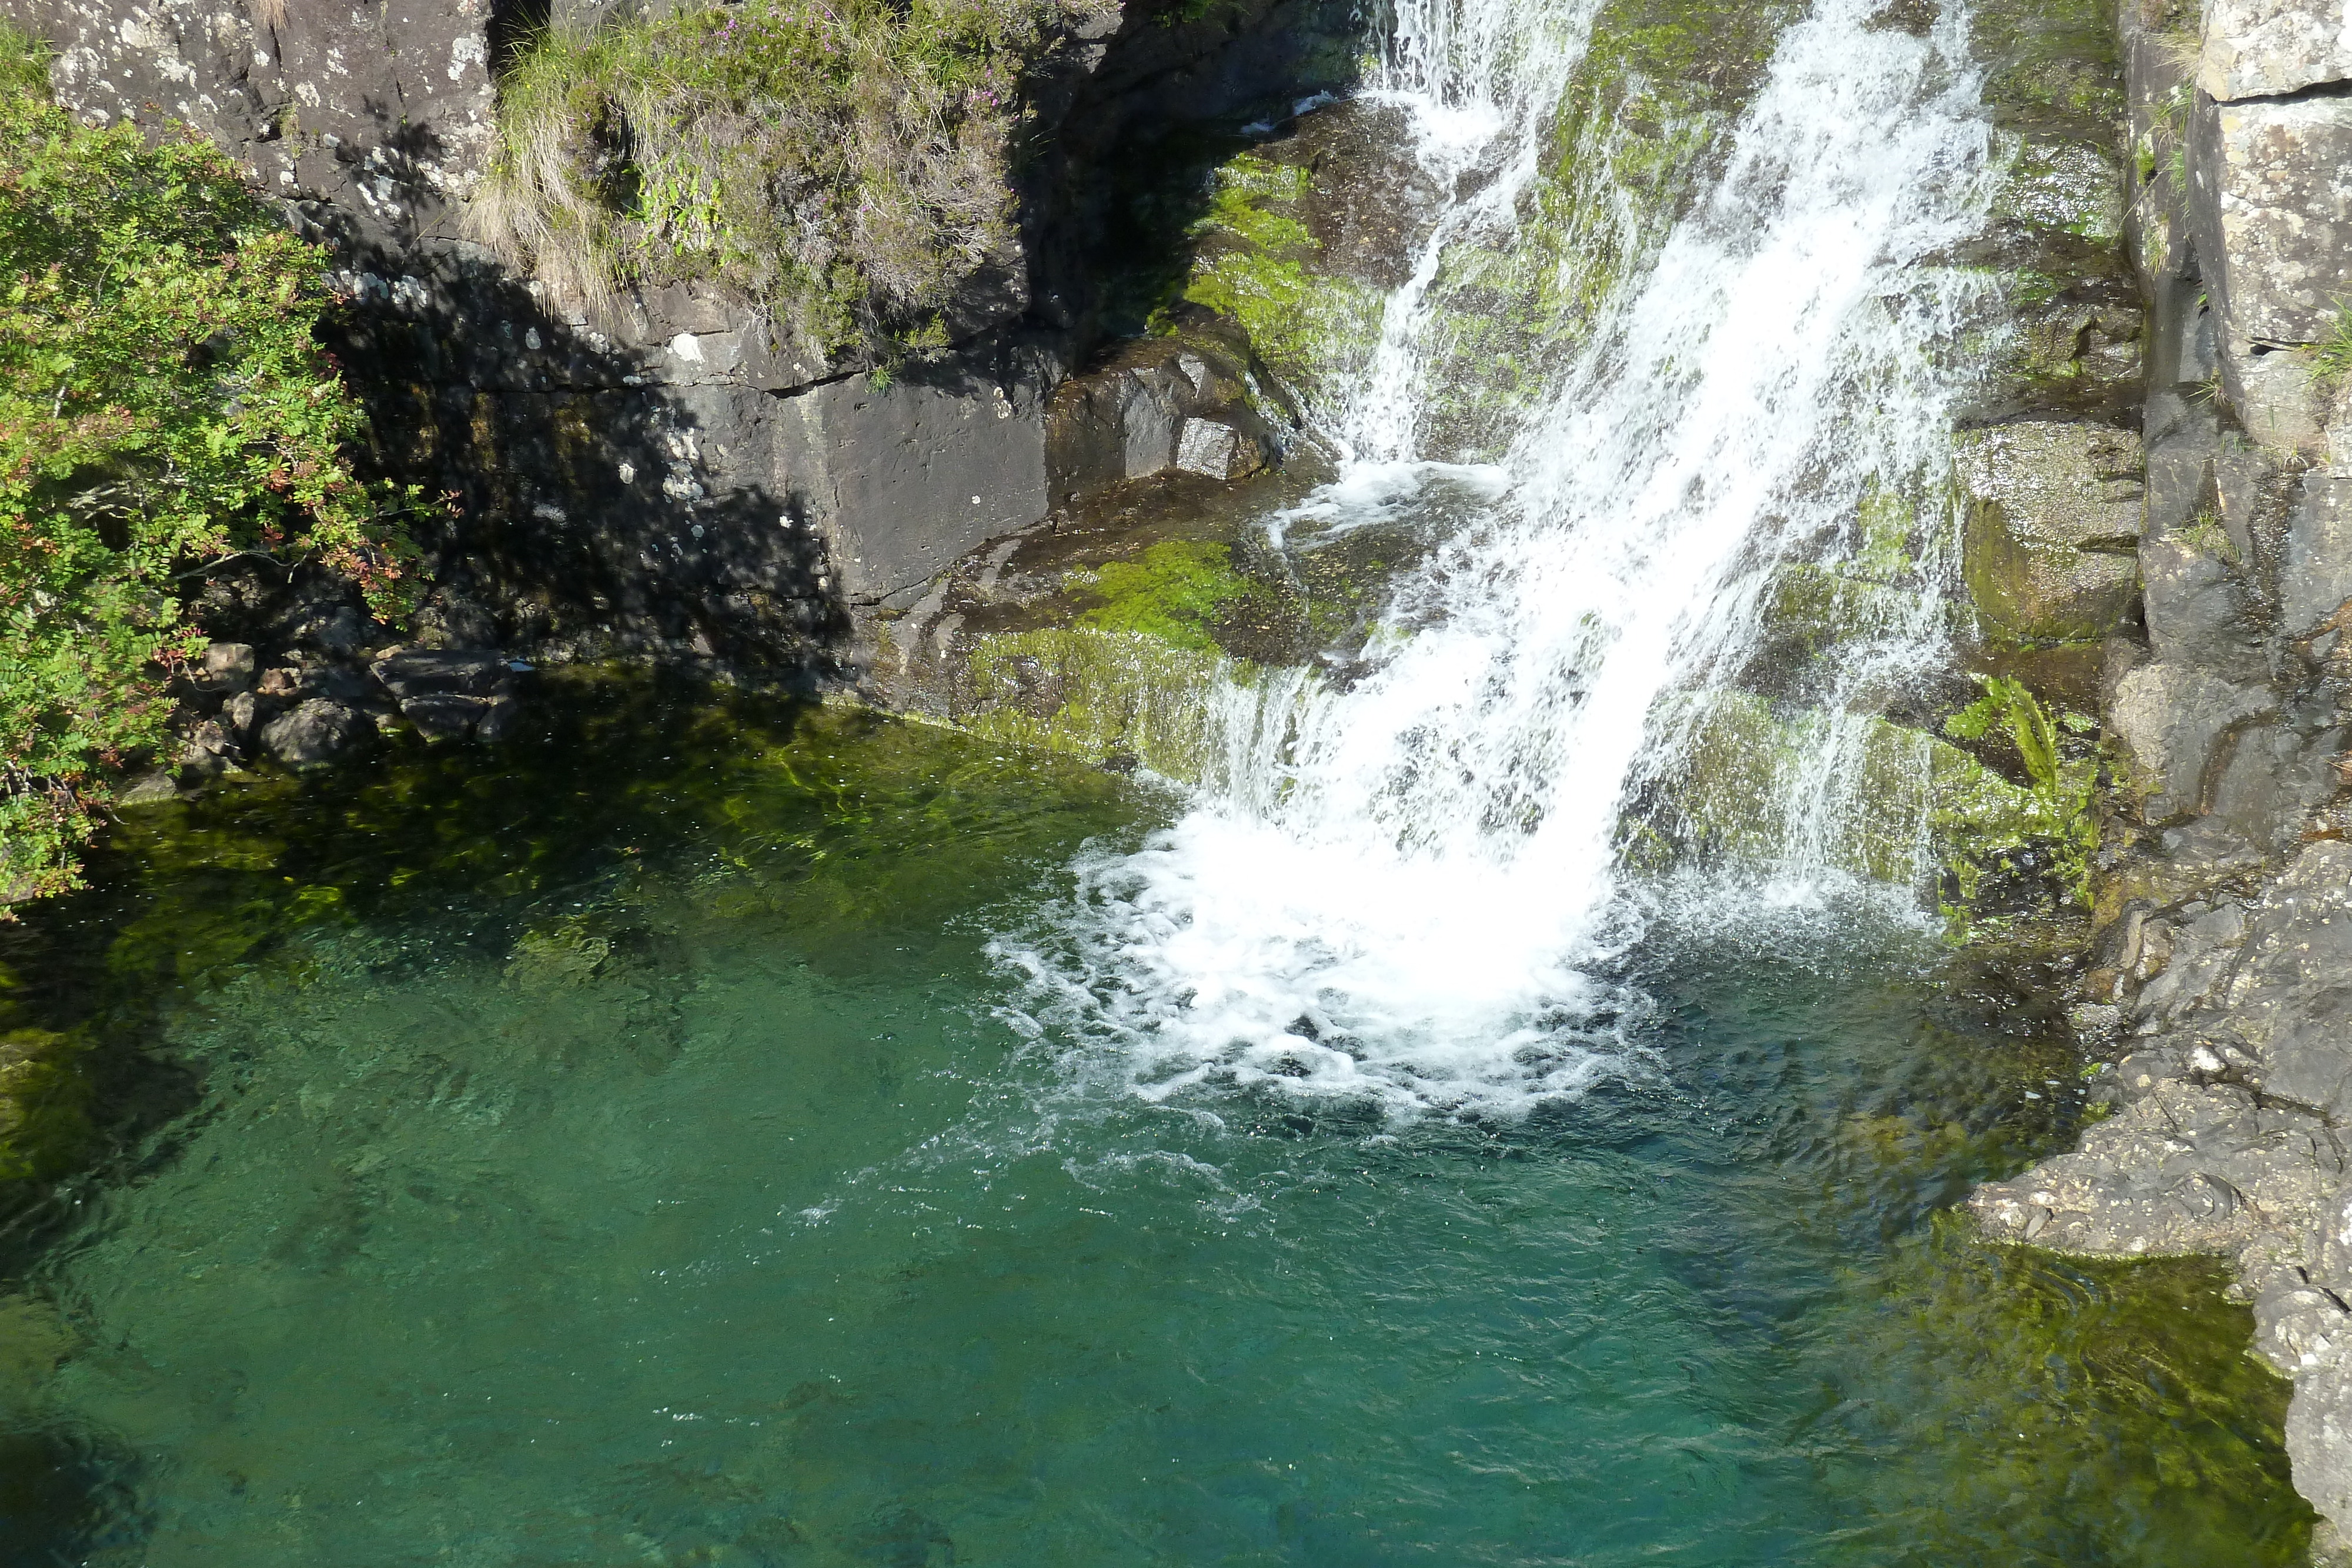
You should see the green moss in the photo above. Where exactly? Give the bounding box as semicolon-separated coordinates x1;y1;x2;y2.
1826;1216;2312;1566
957;627;1245;780
1177;153;1384;400
0;965;88;1183
1646;683;2100;920
1068;540;1259;652
1993;136;2124;242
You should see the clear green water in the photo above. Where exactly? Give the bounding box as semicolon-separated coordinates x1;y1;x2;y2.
0;679;2313;1566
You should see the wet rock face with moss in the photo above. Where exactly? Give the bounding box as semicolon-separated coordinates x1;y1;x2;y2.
1957;422;2143;641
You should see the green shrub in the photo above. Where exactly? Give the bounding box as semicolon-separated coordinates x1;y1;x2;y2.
0;26;420;911
472;0;1079;352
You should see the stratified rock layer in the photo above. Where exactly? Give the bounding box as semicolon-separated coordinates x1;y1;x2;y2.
1972;0;2352;1541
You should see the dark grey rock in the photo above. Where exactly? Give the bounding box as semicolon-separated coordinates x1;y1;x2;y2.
801;369;1051;604
399;694;488;741
2141;539;2265;680
372;650;511;701
475;694;521;743
2109;661;2275;822
259;700;366;768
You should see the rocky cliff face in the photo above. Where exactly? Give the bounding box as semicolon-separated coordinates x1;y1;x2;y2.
1967;0;2352;1545
0;0;1358;695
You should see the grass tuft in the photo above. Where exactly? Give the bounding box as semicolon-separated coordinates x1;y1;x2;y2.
2313;297;2352;391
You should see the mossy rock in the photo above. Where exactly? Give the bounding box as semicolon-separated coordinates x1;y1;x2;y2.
1956;422;2143;641
1646;690;2096;908
954;627;1246;780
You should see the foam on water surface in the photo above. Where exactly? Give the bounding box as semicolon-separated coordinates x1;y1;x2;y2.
1001;0;2001;1119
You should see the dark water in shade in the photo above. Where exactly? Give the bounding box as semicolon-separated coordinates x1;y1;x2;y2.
0;677;2313;1566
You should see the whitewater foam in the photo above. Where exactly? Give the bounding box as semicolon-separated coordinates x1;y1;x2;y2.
997;0;2000;1119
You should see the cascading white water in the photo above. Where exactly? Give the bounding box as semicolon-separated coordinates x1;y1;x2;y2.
998;0;2002;1117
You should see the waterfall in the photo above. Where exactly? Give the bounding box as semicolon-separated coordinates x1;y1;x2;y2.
998;0;2001;1117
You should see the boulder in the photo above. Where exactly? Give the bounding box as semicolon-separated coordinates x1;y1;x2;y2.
1174;419;1267;480
181;642;254;697
2190;91;2352;378
399;694;489;741
2197;0;2352;102
258;700;366;768
1957;422;2143;640
2109;661;2274;821
371;650;512;701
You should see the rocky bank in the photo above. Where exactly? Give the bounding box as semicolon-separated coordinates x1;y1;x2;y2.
0;0;1355;778
15;0;2352;1542
1965;0;2352;1546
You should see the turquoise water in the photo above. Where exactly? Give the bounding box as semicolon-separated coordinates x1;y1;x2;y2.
0;680;2311;1565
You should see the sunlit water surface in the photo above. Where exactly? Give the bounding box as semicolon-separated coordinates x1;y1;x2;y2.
0;683;2310;1566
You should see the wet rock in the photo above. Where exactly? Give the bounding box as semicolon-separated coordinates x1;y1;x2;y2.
2206;720;2347;850
1174;419;1267;480
2287;476;2352;637
258;700;367;768
2141;539;2263;678
2109;661;2274;822
1046;334;1285;503
1957;422;2143;640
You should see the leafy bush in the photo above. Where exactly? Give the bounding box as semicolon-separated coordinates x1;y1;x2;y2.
0;28;419;910
473;0;1090;351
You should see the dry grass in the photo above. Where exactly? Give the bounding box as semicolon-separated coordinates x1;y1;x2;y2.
250;0;286;33
470;0;1088;352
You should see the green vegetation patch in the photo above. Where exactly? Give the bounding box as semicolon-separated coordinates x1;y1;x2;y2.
1177;152;1385;406
1070;539;1260;652
957;626;1244;780
476;0;1085;353
0;27;421;910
